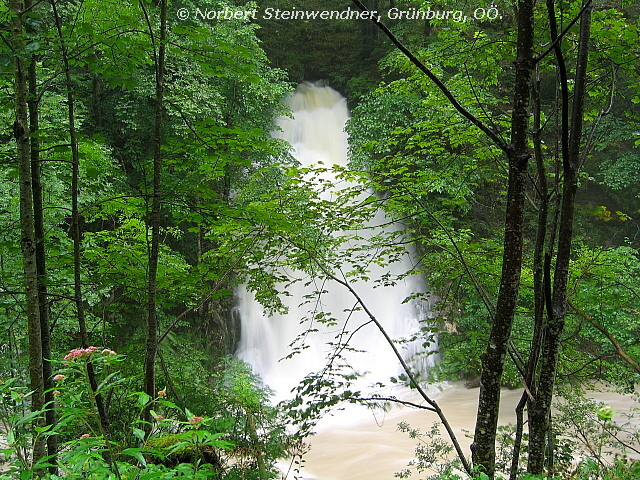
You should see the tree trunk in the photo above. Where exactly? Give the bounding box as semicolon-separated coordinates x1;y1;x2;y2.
527;2;592;474
26;12;57;468
50;0;113;455
471;0;535;475
10;0;46;468
144;0;167;419
509;67;551;480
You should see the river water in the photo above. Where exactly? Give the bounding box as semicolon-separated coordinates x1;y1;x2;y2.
298;383;639;479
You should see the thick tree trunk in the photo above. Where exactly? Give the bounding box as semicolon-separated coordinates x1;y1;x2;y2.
471;0;535;475
10;0;46;468
471;159;529;477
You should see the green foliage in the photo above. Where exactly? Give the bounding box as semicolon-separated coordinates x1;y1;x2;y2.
553;388;640;469
575;458;640;480
562;246;640;384
395;421;462;480
398;392;640;480
2;0;640;475
0;0;296;401
428;244;640;387
417;465;640;480
0;350;288;479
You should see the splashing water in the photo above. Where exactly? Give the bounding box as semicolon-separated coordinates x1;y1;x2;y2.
235;82;436;400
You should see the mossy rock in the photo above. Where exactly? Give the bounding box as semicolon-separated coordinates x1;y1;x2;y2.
146;433;221;469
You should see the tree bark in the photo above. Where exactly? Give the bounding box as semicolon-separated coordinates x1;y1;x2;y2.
10;0;46;468
471;0;535;475
509;67;551;480
26;9;57;466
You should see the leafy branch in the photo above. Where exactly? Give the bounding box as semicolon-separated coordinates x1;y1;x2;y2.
350;0;508;153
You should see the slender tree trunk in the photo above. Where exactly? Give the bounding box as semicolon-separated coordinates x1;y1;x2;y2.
509;67;551;480
527;3;592;474
10;0;46;469
144;0;167;419
471;0;535;475
49;0;113;452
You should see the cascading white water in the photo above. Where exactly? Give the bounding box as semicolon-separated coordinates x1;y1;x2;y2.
236;82;435;399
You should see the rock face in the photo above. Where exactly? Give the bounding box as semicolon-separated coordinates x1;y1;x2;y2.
465;377;481;389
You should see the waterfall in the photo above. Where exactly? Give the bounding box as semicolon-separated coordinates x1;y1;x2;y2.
236;82;435;399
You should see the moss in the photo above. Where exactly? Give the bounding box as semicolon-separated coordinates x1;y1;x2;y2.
147;433;200;466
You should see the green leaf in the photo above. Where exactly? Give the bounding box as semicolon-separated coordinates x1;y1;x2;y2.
135;392;152;407
120;447;147;467
132;428;146;442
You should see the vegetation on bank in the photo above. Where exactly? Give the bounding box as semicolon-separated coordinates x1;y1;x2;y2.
0;348;293;479
1;0;639;478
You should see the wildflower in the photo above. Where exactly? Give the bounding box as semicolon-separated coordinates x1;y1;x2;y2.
63;346;101;361
63;349;84;361
597;405;614;422
80;434;90;439
101;349;116;356
53;390;61;396
18;393;25;398
155;414;164;420
157;390;167;397
189;416;204;424
53;374;65;381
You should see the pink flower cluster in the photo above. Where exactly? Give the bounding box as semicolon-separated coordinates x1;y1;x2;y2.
63;346;98;361
63;346;116;361
189;416;204;424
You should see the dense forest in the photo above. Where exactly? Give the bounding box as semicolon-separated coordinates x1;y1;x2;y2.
1;0;639;479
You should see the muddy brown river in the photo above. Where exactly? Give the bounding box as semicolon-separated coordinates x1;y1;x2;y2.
293;383;639;480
